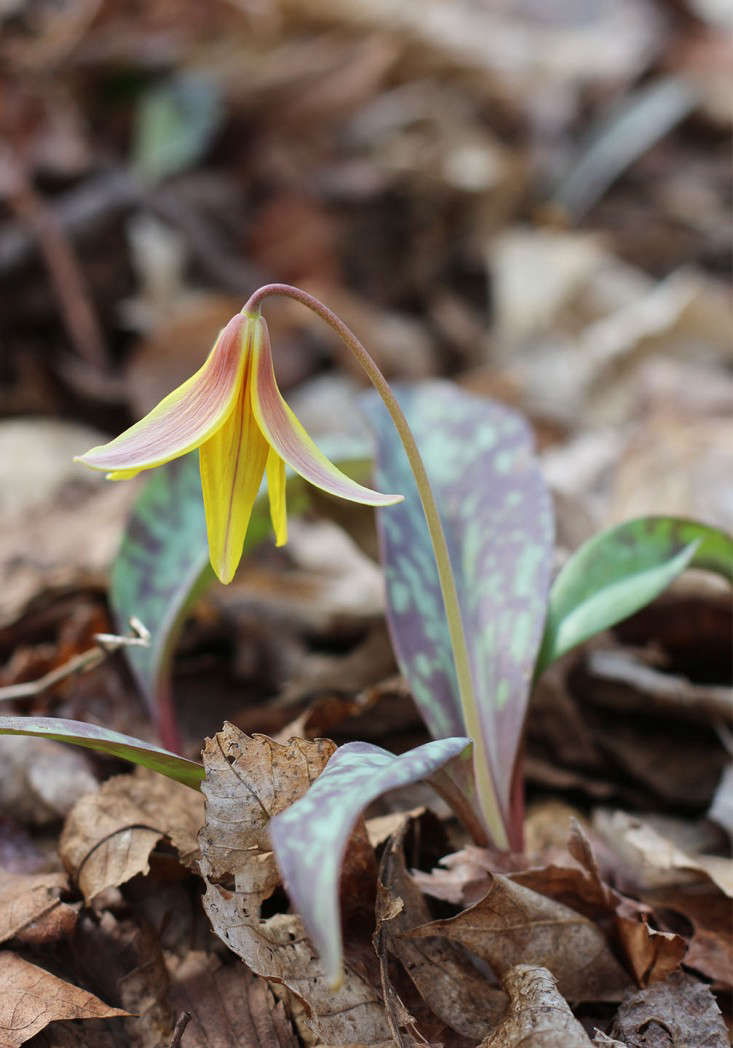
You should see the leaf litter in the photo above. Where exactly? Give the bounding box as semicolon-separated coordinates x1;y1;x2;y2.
1;0;732;1043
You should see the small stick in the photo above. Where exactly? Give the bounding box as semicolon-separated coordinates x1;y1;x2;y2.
0;617;150;702
169;1011;191;1048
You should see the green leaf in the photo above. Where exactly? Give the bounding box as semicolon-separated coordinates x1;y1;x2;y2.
132;74;223;183
110;440;375;716
536;516;733;675
0;716;204;788
269;736;471;987
363;383;554;834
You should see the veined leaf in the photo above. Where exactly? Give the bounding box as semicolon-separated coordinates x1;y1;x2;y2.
363;383;553;836
269;736;471;987
536;516;733;675
0;716;204;788
110;438;374;717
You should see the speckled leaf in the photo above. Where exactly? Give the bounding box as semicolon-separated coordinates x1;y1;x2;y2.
270;736;471;987
536;516;733;675
362;383;553;832
0;716;204;788
111;439;373;716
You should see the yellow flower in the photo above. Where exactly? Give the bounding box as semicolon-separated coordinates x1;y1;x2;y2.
76;311;402;583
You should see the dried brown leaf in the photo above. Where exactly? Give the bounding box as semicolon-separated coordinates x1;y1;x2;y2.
595;811;732;985
376;826;506;1041
167;951;299;1048
513;821;686;986
0;951;126;1048
0;871;68;944
411;871;631;1002
199;723;390;1046
479;965;593;1048
60;766;204;903
610;971;727;1048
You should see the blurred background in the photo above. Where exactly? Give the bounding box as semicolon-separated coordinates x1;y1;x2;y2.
0;0;731;753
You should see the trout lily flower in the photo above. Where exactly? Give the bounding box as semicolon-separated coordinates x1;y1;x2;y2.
76;311;402;583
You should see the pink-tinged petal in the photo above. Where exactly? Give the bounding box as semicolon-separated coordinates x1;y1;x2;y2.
199;356;269;584
265;449;287;546
249;316;403;508
75;315;248;475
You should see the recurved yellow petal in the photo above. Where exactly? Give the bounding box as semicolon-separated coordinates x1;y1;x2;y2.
266;449;287;546
199;356;269;584
249;314;403;508
76;315;248;476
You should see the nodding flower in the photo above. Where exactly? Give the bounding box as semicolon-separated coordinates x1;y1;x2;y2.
76;310;402;583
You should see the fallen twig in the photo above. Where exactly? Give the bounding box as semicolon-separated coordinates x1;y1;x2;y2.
0;617;150;702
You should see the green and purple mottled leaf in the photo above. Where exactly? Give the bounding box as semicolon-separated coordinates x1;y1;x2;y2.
0;716;204;788
111;438;373;716
536;516;733;676
362;383;554;828
269;736;470;987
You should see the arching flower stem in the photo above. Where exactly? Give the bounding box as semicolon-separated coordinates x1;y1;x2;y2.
244;283;508;850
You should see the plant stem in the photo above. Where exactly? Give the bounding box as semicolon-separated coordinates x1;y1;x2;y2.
244;283;509;849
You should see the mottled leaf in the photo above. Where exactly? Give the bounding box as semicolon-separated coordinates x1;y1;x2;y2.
199;725;391;1045
363;383;553;831
270;735;471;987
132;74;223;183
110;439;373;715
0;716;203;788
536;516;733;675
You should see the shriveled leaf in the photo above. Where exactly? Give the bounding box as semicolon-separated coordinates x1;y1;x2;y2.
270;735;471;987
411;871;631;1002
111;440;373;714
0;870;69;945
364;382;553;833
132;74;223;183
0;716;203;789
610;971;727;1048
199;723;391;1046
481;965;593;1048
0;952;126;1047
376;823;506;1040
536;516;733;674
60;767;204;902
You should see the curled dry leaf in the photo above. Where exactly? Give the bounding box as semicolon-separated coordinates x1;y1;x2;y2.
198;722;391;1046
60;766;204;903
595;810;732;986
411;871;631;1003
375;823;506;1041
610;970;727;1048
479;965;593;1048
167;950;299;1048
513;821;686;986
0;951;126;1048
